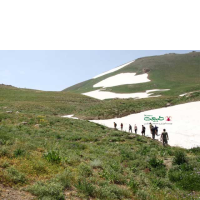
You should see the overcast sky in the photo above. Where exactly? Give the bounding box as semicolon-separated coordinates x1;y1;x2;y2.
0;50;197;91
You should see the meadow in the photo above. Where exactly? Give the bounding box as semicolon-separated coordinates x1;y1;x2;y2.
0;85;200;199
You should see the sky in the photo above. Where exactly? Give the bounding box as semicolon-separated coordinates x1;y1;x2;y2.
0;50;198;91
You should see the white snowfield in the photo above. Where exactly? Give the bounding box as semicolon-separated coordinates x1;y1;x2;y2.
93;61;134;79
91;101;200;149
83;89;170;100
93;73;150;88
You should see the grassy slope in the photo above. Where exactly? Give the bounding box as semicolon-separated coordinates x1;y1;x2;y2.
1;86;200;199
0;86;100;116
1;85;200;120
63;52;200;96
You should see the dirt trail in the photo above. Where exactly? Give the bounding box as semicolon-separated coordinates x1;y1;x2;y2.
0;184;35;200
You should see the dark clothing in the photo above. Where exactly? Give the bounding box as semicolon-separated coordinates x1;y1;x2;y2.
161;131;168;146
114;123;117;130
129;125;132;133
155;126;158;135
142;126;146;136
121;123;123;131
135;129;137;134
151;127;156;139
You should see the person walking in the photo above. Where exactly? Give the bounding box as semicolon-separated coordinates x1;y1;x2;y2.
141;125;146;136
155;125;159;136
114;122;117;130
121;123;123;131
151;126;156;140
150;123;153;132
160;129;169;146
129;124;132;133
134;124;138;134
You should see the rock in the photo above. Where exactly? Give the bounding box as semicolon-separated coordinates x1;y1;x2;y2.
20;122;28;125
34;124;40;128
143;68;150;73
166;103;172;107
144;168;151;174
16;111;20;114
6;111;12;113
186;94;192;98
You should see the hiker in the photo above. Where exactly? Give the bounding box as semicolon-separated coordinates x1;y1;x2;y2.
141;125;146;136
151;126;156;140
161;129;169;146
114;122;117;130
155;125;159;135
134;124;138;134
121;123;123;131
149;123;153;132
129;124;132;133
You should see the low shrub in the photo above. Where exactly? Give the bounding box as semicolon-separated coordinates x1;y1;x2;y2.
168;168;182;182
78;163;93;177
139;146;150;156
44;150;61;164
27;170;73;199
5;167;27;184
27;181;65;200
173;151;187;165
168;165;200;191
190;147;200;154
151;178;173;189
153;167;167;178
129;178;138;193
0;147;10;157
68;143;87;150
0;139;6;145
100;167;126;184
0;161;10;168
96;184;131;200
53;170;73;189
13;148;25;157
90;159;102;169
149;157;164;168
32;161;47;174
136;189;148;200
177;172;200;191
120;147;136;161
75;178;96;197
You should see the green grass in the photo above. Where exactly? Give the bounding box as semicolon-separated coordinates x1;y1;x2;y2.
0;111;200;199
1;84;200;120
0;84;200;199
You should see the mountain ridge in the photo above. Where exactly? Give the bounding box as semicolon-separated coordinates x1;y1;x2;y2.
63;52;200;99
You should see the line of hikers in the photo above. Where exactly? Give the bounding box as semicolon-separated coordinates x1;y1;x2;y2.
113;122;169;146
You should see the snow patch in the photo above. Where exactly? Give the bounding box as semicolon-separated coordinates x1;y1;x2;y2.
180;93;188;97
93;61;134;79
94;73;150;88
83;89;170;100
62;115;79;119
179;91;200;97
91;101;200;149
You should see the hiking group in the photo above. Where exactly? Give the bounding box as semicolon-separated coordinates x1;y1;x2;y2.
114;122;169;146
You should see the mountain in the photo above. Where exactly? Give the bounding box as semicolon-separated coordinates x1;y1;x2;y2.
63;52;200;100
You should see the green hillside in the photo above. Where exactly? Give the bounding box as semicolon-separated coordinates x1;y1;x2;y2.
63;52;200;97
1;85;200;199
1;84;200;120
